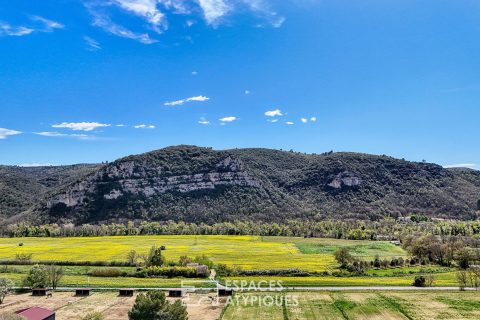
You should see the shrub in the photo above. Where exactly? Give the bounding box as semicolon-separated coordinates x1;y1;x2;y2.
23;265;49;288
144;266;198;278
0;313;26;320
14;253;32;262
334;248;353;268
90;268;125;277
413;276;426;287
82;312;104;320
128;291;187;320
238;269;310;277
0;278;14;305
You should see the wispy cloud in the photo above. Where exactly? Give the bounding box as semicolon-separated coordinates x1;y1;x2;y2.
0;23;34;36
0;16;63;37
267;119;278;123
112;0;166;31
219;116;237;123
30;15;64;32
300;118;308;123
164;95;210;106
34;131;92;140
52;122;111;131
198;0;231;24
0;128;22;139
198;117;210;125
444;163;478;170
84;36;101;51
134;124;156;129
285;121;294;125
264;109;283;117
310;117;317;122
85;0;286;41
87;5;158;44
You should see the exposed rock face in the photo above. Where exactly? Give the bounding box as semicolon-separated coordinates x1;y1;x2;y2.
47;156;261;209
328;171;362;189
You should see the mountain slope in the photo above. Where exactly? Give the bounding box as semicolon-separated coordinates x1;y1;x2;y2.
1;146;479;224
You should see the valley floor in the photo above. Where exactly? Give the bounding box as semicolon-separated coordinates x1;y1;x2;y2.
1;290;479;320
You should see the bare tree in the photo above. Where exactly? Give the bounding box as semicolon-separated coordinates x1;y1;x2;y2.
0;278;14;305
456;270;468;291
47;265;64;290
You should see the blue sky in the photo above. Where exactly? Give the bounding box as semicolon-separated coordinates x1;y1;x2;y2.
0;0;479;169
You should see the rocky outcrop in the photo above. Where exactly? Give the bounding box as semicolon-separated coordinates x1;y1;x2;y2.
47;156;261;209
328;171;362;189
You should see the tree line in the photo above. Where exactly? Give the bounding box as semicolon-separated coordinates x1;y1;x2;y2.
2;219;480;240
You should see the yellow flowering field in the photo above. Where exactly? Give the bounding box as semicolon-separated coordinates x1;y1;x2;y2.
0;235;339;272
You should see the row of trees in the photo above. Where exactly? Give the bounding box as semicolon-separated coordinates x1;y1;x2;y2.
401;234;480;268
3;219;480;240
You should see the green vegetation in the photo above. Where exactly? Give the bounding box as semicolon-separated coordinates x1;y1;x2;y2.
128;291;187;320
2;146;480;226
0;235;468;288
222;291;480;320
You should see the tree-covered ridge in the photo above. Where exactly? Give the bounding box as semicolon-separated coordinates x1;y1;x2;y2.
0;145;479;225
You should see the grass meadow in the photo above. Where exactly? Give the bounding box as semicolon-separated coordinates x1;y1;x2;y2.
222;291;480;320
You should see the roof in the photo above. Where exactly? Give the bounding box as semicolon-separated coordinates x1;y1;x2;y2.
16;307;55;320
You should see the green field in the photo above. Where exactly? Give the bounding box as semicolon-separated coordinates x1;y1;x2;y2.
222;291;480;320
0;235;407;272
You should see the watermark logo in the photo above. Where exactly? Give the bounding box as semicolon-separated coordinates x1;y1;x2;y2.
179;278;298;308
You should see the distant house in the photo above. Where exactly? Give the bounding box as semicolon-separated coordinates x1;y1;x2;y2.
16;307;55;320
186;263;209;277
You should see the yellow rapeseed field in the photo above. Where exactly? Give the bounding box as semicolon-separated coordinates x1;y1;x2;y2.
0;235;339;272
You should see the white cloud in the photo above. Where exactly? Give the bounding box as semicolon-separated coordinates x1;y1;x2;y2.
267;119;278;123
0;23;34;36
245;90;250;95
285;121;294;125
52;122;111;131
310;117;317;122
34;131;91;140
0;16;64;37
271;16;285;28
444;163;478;170
198;117;210;125
0;128;22;139
30;16;64;32
112;0;166;31
18;163;54;167
84;36;101;51
164;95;210;106
300;118;308;123
264;109;283;117
116;124;127;127
219;116;237;122
134;124;156;129
89;7;158;44
197;0;231;24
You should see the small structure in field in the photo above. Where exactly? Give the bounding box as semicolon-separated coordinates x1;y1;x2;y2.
75;288;91;296
218;288;233;297
168;289;185;297
119;289;135;297
186;263;209;277
16;306;55;320
31;288;50;296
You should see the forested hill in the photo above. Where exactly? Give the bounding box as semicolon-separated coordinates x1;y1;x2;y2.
1;145;479;225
